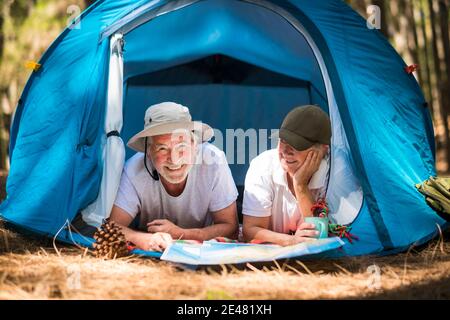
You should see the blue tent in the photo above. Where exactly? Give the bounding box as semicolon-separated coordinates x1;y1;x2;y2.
1;0;447;259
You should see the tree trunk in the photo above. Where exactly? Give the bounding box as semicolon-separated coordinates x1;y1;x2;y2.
347;0;368;16
0;12;3;64
0;2;8;170
84;0;97;7
438;0;450;114
438;0;450;170
419;0;436;119
429;0;450;165
406;0;423;85
387;1;399;43
0;97;7;170
372;0;389;38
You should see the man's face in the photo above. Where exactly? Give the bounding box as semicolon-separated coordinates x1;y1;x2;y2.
148;131;197;184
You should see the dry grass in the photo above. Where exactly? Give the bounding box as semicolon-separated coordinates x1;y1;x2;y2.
0;219;449;300
1;168;449;300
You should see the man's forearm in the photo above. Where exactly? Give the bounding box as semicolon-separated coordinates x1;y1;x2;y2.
177;222;238;241
115;223;145;245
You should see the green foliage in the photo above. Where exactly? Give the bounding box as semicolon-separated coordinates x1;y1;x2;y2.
0;0;87;103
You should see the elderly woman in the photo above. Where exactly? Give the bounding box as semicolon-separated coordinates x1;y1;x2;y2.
110;102;238;252
242;105;331;246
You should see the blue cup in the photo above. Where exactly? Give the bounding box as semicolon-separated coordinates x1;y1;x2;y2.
304;217;329;239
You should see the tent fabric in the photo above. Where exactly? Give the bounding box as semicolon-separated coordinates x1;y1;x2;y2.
81;33;125;227
0;0;447;260
119;0;363;226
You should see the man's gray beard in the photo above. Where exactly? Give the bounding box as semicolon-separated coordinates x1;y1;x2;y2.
159;164;193;184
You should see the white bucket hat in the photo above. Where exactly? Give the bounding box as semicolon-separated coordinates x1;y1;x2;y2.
127;102;214;153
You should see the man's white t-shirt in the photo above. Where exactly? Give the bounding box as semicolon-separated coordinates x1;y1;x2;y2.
114;143;238;230
242;149;329;234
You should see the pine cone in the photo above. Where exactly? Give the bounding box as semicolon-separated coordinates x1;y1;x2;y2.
93;218;129;259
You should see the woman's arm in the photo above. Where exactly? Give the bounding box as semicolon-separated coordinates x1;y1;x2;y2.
242;215;318;246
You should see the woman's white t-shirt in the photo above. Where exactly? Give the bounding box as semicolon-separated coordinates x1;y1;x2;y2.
242;149;329;234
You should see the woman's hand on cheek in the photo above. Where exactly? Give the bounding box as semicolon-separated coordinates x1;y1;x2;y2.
293;150;320;188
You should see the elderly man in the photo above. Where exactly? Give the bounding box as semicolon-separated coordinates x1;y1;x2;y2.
110;102;238;252
242;105;331;246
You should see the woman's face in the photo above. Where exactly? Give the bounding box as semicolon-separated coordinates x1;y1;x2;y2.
278;139;327;177
278;139;310;177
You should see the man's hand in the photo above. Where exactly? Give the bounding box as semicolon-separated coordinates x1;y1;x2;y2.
147;219;183;239
293;149;324;190
133;232;173;252
289;222;318;245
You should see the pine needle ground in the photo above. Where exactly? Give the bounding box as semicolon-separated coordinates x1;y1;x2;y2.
1;219;449;300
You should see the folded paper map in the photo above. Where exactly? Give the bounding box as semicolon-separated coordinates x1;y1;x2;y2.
161;237;345;265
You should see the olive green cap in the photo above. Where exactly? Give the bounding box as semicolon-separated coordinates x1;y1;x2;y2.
278;105;331;151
